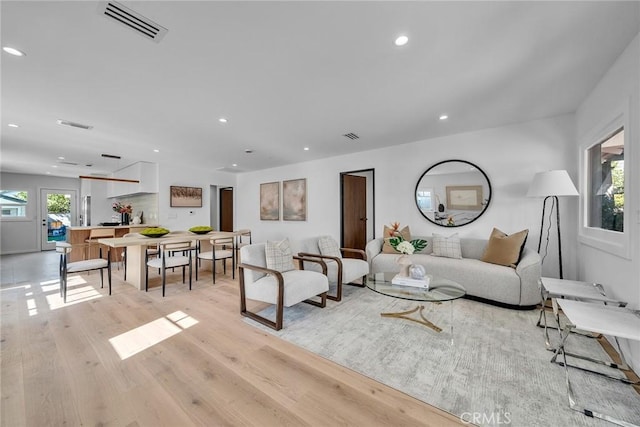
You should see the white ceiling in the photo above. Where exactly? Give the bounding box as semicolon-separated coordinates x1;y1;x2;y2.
1;1;639;178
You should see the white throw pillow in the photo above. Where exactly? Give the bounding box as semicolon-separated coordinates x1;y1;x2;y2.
318;235;342;258
265;238;295;272
431;233;462;259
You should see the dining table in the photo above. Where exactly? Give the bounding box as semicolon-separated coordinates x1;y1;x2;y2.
98;231;238;290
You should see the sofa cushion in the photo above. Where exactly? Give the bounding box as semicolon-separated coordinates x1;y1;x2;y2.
382;225;411;254
265;238;295;272
481;228;529;268
431;233;462;259
318;235;342;258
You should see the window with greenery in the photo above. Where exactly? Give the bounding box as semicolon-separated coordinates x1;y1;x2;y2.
0;190;28;217
416;189;433;211
587;128;624;232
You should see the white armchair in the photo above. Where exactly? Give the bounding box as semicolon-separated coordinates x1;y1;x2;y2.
239;241;329;330
296;236;369;302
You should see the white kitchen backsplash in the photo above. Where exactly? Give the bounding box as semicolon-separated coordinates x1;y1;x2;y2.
117;193;159;225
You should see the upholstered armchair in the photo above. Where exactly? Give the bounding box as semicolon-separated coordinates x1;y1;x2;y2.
295;236;369;302
239;240;329;330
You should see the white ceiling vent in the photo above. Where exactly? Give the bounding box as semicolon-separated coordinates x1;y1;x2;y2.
343;132;360;140
99;1;168;43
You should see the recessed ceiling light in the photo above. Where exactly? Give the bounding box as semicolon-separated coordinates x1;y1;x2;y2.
7;123;19;128
304;147;310;151
394;35;409;47
219;118;228;123
439;115;448;120
58;156;65;160
3;46;26;56
232;163;237;167
153;149;160;153
52;165;58;168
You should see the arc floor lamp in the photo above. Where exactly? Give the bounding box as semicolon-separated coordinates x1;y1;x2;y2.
527;170;579;279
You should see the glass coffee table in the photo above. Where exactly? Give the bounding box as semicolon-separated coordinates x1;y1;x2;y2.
366;272;466;334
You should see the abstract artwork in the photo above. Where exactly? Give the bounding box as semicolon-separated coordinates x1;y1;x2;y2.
283;178;306;221
170;186;202;207
260;182;280;220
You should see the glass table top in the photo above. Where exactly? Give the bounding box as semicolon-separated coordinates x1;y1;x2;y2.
366;272;466;302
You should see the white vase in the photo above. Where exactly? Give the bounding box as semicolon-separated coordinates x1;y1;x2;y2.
397;254;411;277
132;216;141;225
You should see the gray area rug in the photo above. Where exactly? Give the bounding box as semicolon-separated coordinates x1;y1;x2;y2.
244;285;640;427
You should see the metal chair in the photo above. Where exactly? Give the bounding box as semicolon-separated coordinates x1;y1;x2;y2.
145;240;193;297
196;236;234;283
57;242;111;303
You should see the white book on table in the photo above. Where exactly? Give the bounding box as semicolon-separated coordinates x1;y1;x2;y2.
391;274;430;289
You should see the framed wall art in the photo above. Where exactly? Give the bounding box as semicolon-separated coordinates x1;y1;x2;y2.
260;181;280;220
170;186;203;207
283;178;307;221
446;185;483;210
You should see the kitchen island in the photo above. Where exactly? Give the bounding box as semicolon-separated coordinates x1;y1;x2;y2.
66;225;159;262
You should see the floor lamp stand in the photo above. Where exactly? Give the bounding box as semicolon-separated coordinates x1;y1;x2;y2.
537;195;564;279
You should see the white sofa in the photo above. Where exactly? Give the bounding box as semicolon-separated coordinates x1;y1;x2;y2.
365;236;541;308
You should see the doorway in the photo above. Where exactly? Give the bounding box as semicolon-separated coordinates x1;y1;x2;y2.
340;169;374;257
219;187;234;232
40;188;77;251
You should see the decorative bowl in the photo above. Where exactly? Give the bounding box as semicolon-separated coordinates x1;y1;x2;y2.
189;226;213;235
140;227;170;238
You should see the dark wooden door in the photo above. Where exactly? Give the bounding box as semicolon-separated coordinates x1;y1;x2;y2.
219;187;234;232
342;174;367;257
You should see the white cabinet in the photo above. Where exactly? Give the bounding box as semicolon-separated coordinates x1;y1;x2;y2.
108;162;159;198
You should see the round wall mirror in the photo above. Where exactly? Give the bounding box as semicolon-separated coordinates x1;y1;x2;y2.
415;160;491;227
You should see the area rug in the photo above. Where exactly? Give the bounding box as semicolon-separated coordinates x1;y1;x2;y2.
244;285;640;427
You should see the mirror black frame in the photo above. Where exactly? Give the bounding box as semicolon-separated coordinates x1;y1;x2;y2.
414;159;492;227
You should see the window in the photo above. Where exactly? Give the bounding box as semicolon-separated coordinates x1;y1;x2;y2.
579;103;630;259
587;128;624;232
416;189;433;211
0;190;28;217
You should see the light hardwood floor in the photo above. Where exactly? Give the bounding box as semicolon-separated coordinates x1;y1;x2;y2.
1;251;463;427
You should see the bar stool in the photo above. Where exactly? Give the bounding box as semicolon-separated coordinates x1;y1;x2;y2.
84;228;115;261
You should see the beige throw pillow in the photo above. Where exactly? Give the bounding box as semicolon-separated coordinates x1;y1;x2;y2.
318;236;342;258
481;228;529;268
265;238;295;272
431;233;462;259
382;225;411;254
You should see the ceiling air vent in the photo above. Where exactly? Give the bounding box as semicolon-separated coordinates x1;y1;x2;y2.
343;132;360;140
57;119;93;130
100;1;168;43
58;160;79;166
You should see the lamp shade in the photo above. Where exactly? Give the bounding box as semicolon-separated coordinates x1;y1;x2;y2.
526;170;579;197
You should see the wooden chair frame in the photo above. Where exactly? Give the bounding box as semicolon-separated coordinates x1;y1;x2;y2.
298;248;367;302
238;256;328;330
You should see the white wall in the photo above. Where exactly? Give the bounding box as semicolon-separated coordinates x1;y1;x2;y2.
157;165;236;232
575;33;639;372
237;114;578;279
0;173;80;254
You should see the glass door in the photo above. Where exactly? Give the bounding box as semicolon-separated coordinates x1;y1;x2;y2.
40;189;77;251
